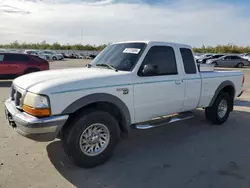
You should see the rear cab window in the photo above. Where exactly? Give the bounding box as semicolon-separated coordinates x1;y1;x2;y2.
180;48;197;74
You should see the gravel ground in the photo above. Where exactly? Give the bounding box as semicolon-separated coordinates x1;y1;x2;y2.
1;59;250;188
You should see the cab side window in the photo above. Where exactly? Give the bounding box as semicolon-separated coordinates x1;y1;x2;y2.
138;46;178;76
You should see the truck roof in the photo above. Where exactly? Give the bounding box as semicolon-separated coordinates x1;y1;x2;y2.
112;40;192;49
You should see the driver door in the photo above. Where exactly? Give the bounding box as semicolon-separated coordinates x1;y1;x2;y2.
133;45;185;123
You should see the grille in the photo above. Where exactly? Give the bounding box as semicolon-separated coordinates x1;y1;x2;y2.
11;86;23;108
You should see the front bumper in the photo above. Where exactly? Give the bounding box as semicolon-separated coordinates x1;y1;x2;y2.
4;98;69;141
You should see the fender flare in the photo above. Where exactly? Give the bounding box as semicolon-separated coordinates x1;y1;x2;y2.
61;93;131;132
208;80;235;107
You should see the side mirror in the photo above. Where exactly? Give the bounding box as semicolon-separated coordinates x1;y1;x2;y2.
142;64;158;76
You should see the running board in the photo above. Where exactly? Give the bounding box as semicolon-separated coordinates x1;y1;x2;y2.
133;112;194;130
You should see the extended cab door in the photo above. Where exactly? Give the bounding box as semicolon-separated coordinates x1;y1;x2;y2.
179;48;202;111
133;45;185;123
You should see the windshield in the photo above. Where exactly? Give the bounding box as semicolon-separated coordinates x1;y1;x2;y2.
91;42;147;71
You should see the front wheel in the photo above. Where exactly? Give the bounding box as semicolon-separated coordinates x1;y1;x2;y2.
62;110;119;168
52;56;57;60
237;63;244;68
205;92;232;125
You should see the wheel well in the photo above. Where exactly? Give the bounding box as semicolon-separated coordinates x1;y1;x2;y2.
61;101;128;138
220;85;235;111
221;85;235;98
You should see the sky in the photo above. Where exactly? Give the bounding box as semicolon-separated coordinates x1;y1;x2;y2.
0;0;249;47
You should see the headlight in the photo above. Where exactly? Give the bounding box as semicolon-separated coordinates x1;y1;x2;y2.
23;92;51;117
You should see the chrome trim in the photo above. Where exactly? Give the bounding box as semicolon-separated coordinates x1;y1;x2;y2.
11;84;27;110
5;98;68;141
133;112;194;130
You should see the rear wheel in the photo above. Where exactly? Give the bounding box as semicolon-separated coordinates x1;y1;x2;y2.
237;63;244;68
205;92;232;125
62;109;119;168
52;56;57;60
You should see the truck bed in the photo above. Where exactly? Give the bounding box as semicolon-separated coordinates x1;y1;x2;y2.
198;70;244;107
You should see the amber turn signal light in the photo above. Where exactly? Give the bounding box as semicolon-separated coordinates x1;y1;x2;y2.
23;105;51;117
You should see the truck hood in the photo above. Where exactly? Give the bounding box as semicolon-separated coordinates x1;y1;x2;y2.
13;67;129;94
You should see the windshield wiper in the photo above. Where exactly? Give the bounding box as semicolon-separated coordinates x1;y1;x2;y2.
96;64;118;71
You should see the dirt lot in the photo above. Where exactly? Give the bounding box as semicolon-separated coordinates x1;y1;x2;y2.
1;59;250;188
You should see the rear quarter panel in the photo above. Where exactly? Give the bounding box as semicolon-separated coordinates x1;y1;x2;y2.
198;71;243;107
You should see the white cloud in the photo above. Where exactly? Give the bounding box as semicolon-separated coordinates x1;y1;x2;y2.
0;0;249;47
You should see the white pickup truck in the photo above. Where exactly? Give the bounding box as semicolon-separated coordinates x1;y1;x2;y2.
5;41;245;168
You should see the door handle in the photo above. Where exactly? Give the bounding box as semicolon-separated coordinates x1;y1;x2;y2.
175;80;182;85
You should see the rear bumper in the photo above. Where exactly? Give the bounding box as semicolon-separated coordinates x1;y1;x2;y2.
5;98;68;141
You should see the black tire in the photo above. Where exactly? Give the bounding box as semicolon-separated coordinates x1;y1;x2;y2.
205;92;232;125
62;109;119;168
237;63;244;68
24;68;40;75
52;56;57;60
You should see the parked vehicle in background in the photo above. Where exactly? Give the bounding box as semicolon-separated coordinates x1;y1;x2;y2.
206;55;249;68
67;53;77;59
4;41;244;168
194;54;202;60
61;53;70;58
73;53;82;59
89;54;97;59
85;55;92;59
42;51;64;60
0;49;7;52
24;51;48;60
24;50;38;55
37;52;51;60
241;53;250;62
0;53;49;77
198;54;225;64
77;54;84;59
198;54;213;60
36;52;49;60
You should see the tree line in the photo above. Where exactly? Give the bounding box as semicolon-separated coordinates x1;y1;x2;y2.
0;41;107;51
193;44;250;54
1;41;250;53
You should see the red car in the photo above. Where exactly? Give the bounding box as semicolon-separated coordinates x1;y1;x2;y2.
0;53;49;77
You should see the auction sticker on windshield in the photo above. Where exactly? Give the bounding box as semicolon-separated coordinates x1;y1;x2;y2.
123;48;141;54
